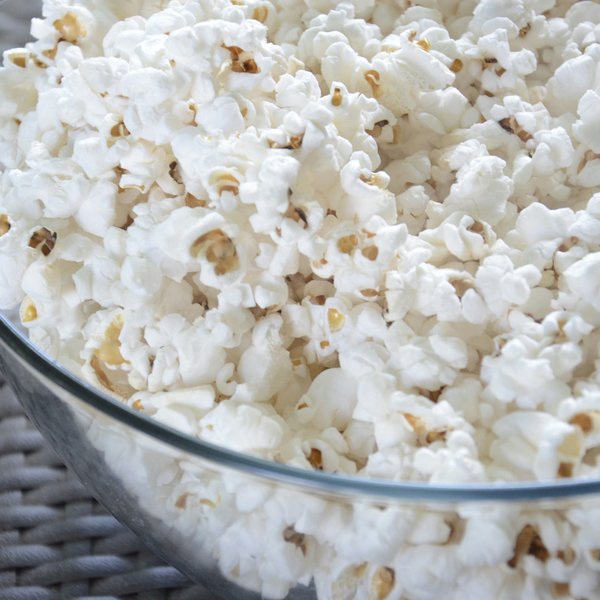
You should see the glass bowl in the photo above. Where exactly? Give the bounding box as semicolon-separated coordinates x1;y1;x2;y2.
7;306;600;600
3;3;600;600
5;309;600;600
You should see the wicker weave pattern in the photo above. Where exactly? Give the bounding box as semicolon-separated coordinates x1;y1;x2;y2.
0;382;216;599
0;0;39;54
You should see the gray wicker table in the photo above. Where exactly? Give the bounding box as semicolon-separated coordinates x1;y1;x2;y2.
0;381;218;599
0;0;40;55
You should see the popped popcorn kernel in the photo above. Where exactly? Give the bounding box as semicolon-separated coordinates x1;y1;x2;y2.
508;525;549;568
331;87;343;107
251;7;268;23
327;308;345;332
0;215;10;237
449;59;463;73
169;161;183;185
223;44;261;74
41;47;57;61
307;447;323;470
553;582;570;597
361;246;379;261
191;229;230;257
498;117;532;142
403;413;427;434
366;120;389;138
96;316;126;366
556;547;576;566
110;122;130;138
558;462;573;478
449;276;474;298
20;297;37;324
519;24;531;38
284;205;308;228
570;413;593;433
175;493;190;509
283;526;307;555
558;430;582;461
364;70;381;98
425;430;448;445
7;51;28;68
90;355;119;394
370;567;395;600
210;173;240;197
53;13;87;44
28;228;57;257
336;234;358;255
184;193;208;209
415;39;431;52
331;564;367;600
233;58;259;74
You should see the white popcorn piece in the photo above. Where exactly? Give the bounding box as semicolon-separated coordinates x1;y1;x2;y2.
442;155;514;227
75;180;118;237
564;253;600;312
457;518;514;567
296;368;358;431
573;90;600;153
200;401;287;455
546;54;598;115
492;412;584;480
195;95;246;137
481;335;568;410
476;255;541;318
514;202;575;245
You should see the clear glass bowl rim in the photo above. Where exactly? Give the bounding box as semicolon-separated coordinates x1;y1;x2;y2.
4;315;600;503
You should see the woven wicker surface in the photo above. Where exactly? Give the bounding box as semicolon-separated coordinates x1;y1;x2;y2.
0;0;38;54
0;382;220;599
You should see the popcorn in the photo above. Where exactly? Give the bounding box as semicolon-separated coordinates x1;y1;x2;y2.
74;180;117;237
573;90;600;153
481;333;570;410
546;53;598;115
475;255;541;318
514;202;575;245
441;155;514;227
457;517;514;567
275;70;321;109
295;367;358;431
199;401;288;455
563;253;600;312
4;0;600;597
492;412;584;480
195;95;245;137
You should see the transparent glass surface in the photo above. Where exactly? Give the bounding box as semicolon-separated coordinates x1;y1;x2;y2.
2;3;600;599
6;313;600;600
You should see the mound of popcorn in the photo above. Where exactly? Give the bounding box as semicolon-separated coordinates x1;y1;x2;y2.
2;0;600;597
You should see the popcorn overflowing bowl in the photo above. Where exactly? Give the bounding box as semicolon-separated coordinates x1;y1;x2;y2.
2;0;600;598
